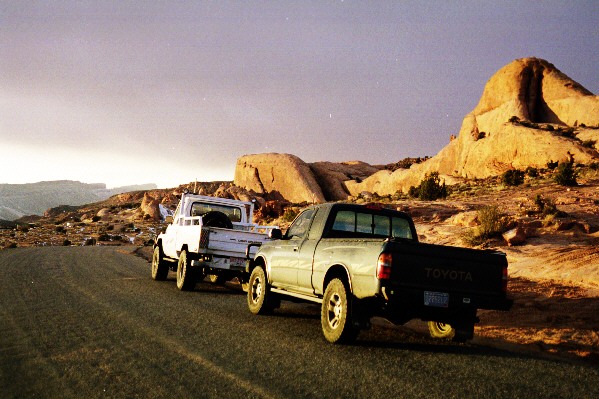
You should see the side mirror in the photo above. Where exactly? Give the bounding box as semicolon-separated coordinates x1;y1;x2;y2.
269;228;283;240
165;216;173;224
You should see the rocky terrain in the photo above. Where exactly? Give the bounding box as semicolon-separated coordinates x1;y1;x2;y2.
1;57;597;363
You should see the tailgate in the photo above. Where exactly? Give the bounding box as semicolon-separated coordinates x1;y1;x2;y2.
386;240;507;296
204;228;267;257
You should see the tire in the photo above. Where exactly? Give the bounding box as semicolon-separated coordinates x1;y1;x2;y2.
176;250;196;291
321;278;359;344
202;211;233;229
247;266;272;314
208;274;227;285
151;245;169;281
428;321;456;340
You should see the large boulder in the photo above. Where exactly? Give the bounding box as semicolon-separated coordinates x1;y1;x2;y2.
140;193;161;221
234;153;326;203
346;58;599;196
309;161;380;201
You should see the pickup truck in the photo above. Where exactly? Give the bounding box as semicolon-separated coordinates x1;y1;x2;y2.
246;202;512;344
152;193;277;290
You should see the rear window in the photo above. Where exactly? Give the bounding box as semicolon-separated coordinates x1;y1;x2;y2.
191;202;242;223
330;210;413;239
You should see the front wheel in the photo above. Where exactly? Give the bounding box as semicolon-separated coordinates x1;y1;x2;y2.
247;266;272;314
151;245;169;281
428;321;456;340
176;250;196;291
321;278;359;344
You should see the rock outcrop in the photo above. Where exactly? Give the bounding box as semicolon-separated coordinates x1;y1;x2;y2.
140;193;161;221
234;153;326;204
309;161;380;201
234;154;382;203
346;58;599;196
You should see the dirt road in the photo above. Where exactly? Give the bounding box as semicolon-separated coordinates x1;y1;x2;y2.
1;246;597;398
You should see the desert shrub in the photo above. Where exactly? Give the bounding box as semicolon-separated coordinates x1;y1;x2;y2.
589;162;599;171
546;160;559;170
502;169;525;186
525;166;539;178
545;124;555;131
85;238;96;246
534;195;560;217
508;116;520;123
461;205;507;246
92;215;101;222
282;208;299;223
55;226;66;234
409;172;447;201
554;162;577;186
581;140;596;149
62;239;72;246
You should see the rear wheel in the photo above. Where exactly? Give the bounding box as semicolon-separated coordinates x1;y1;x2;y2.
428;321;456;340
321;278;359;344
176;250;196;291
151;245;169;281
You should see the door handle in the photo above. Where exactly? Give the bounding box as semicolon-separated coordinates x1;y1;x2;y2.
293;247;299;252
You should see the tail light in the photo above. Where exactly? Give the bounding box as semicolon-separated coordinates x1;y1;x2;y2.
502;265;508;293
377;252;392;280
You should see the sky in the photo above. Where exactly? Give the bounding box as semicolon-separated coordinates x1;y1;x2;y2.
1;1;598;189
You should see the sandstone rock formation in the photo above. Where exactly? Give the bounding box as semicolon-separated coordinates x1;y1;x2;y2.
346;58;599;197
309;161;380;201
233;154;381;203
234;153;326;203
140;193;161;221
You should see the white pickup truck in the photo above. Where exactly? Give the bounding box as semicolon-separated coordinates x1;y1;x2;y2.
151;193;278;290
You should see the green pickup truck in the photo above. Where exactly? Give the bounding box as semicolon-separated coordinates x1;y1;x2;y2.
246;202;513;344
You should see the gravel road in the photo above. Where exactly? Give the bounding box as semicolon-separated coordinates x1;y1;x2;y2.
1;246;597;398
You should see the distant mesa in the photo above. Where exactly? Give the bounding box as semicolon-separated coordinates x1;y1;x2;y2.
235;58;598;202
0;180;157;221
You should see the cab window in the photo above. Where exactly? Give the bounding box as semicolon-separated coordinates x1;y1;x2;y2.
286;209;315;239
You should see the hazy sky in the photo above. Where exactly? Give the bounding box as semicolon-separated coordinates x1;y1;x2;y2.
1;1;598;188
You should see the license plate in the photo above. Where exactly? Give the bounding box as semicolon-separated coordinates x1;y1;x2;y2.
229;257;245;268
424;291;449;308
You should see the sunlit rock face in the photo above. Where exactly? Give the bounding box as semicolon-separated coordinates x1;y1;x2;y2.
345;58;599;196
234;153;326;204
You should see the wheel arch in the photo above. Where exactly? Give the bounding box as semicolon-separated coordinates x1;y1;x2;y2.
249;255;267;276
323;264;352;293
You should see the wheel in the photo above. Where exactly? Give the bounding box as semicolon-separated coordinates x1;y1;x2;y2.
202;211;233;229
428;321;456;340
151;245;169;281
247;266;273;314
321;278;359;344
207;274;227;285
176;250;196;291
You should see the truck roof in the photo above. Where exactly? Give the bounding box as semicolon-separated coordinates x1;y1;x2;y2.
312;202;412;219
